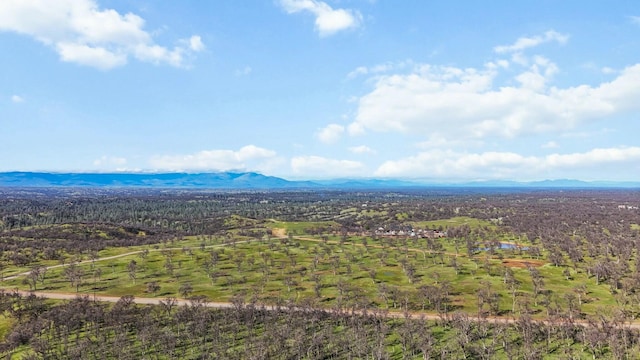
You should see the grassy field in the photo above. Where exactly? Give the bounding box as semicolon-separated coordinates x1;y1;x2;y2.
267;219;340;232
1;222;621;320
408;216;496;230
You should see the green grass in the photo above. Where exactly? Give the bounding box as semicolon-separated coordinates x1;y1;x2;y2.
3;214;637;359
0;315;15;342
2;231;621;320
0;217;631;324
408;216;495;230
266;220;340;235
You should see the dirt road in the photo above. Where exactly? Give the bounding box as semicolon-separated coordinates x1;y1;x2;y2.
2;235;637;329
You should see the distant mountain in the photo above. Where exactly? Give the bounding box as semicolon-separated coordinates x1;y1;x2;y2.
459;179;640;188
313;178;422;188
0;172;637;189
0;172;316;189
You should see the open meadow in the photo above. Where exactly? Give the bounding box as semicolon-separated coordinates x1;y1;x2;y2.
0;188;639;358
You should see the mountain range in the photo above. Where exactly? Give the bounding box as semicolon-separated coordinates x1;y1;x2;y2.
0;172;638;189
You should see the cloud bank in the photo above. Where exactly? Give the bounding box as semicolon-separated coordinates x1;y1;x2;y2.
0;0;204;69
375;147;640;180
348;33;640;142
150;145;277;172
291;156;365;177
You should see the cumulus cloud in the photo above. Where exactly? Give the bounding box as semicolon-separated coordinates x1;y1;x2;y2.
279;0;362;36
235;66;252;76
0;0;204;69
601;66;616;74
348;145;376;154
291;155;365;177
494;30;569;54
93;156;127;169
10;95;24;103
317;123;345;143
541;141;559;149
348;31;640;142
347;61;412;79
374;146;640;180
150;145;277;171
188;35;205;52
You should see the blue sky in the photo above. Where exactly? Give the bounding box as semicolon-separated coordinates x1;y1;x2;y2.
1;0;639;181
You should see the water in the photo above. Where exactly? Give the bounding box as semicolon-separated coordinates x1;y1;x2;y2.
479;242;527;251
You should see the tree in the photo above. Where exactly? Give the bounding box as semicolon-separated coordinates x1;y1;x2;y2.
283;276;296;293
503;267;520;314
127;260;138;284
26;265;46;291
0;260;6;281
528;266;544;306
164;258;175;276
146;281;160;296
64;263;84;292
139;248;149;261
160;296;177;315
179;283;193;298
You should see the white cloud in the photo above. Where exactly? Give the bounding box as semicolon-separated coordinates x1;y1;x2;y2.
601;67;616;74
279;0;362;36
317;123;345;143
93;155;127;167
494;30;568;54
235;66;252;76
348;32;640;142
347;61;411;79
291;155;365;178
56;41;127;69
347;122;365;136
188;35;205;52
347;66;369;79
10;95;24;103
541;141;559;149
415;136;483;150
150;145;277;171
545;147;640;168
348;145;376;154
0;0;203;69
630;16;640;25
374;146;640;180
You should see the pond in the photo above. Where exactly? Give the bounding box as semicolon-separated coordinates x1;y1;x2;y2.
479;242;528;251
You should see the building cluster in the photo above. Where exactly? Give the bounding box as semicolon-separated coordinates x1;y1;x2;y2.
618;204;639;210
373;227;447;238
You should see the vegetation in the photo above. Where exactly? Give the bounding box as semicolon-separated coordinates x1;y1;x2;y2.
0;187;639;358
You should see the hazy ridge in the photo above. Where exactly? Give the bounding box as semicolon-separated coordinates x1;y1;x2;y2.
0;172;638;189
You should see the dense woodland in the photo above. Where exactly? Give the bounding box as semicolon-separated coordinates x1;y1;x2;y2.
0;187;639;359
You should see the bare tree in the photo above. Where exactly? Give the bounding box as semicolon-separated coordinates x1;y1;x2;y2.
127;260;138;284
64;263;84;292
179;282;193;298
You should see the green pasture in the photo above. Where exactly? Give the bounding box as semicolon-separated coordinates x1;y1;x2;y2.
408;216;496;230
266;219;340;235
1;227;622;319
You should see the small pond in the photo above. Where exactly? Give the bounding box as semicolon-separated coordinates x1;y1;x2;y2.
479;242;528;251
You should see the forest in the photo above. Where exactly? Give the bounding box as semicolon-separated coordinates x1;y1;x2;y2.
0;187;639;359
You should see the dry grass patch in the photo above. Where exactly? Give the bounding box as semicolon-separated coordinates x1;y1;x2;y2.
501;259;545;268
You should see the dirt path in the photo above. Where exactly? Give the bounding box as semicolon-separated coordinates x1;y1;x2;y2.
4;234;635;330
2;239;263;281
9;290;640;330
